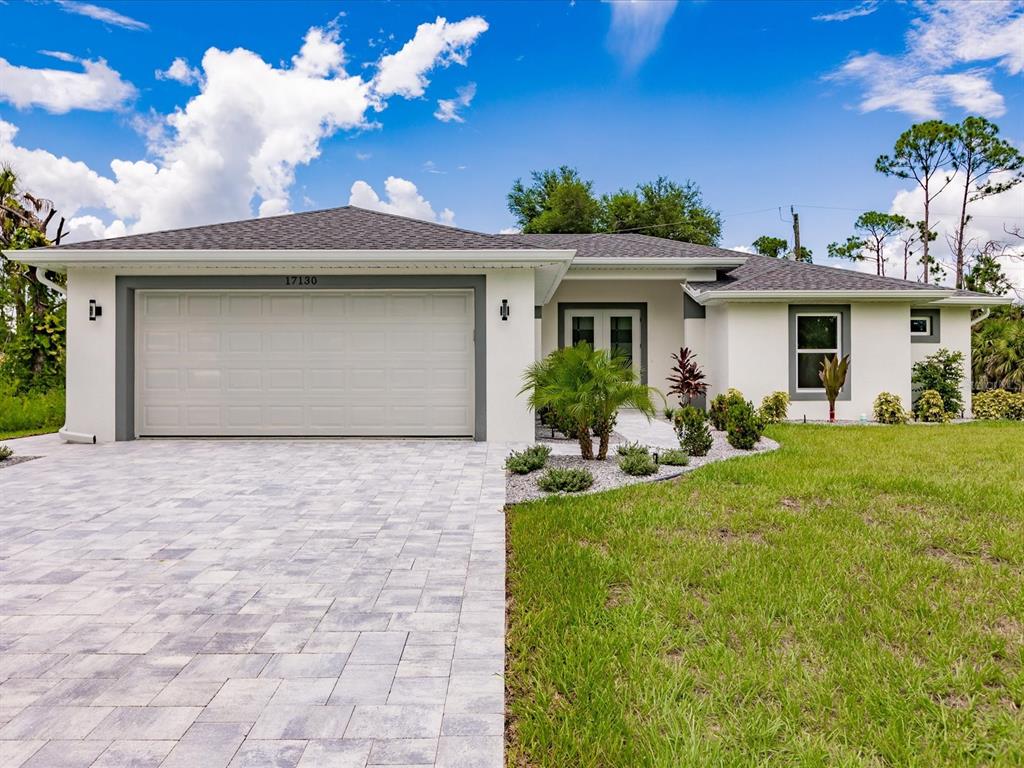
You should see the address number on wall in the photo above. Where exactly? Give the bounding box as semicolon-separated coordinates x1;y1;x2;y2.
285;276;319;286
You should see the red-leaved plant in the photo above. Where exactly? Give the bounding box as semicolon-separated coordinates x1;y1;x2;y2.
667;347;708;407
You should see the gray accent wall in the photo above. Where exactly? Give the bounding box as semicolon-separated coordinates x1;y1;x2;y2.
556;302;648;384
910;308;941;343
683;293;706;319
115;274;488;441
788;304;852;402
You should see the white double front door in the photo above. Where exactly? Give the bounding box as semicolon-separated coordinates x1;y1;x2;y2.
563;308;641;373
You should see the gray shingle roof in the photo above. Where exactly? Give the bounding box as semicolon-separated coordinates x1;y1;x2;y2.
500;232;749;260
47;206;536;251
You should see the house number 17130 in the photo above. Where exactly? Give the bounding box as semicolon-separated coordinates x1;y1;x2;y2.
285;276;318;285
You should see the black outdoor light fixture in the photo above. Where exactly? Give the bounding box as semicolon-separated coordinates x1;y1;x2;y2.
500;298;510;321
89;299;102;321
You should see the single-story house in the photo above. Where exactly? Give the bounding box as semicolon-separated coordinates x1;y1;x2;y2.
22;206;1007;444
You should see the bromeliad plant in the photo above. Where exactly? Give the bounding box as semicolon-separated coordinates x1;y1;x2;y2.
819;354;851;423
521;343;660;460
666;347;708;407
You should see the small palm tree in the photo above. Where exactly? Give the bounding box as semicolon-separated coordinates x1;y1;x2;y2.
819;354;851;422
521;343;659;460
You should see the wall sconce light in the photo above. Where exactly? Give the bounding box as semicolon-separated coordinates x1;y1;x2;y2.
89;299;103;321
500;299;510;322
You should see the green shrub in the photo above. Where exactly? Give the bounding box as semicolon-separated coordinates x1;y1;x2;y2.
912;348;964;416
973;389;1024;420
663;406;676;421
726;399;764;450
618;451;658;476
537;467;594;493
759;391;789;424
505;444;552;474
657;448;689;466
916;389;948;422
0;445;12;461
615;441;649;458
0;387;65;435
873;392;909;424
1010;393;1024;421
673;406;713;457
709;388;745;430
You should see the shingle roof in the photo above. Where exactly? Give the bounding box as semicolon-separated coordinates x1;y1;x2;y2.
500;232;749;260
688;255;956;294
46;206;537;251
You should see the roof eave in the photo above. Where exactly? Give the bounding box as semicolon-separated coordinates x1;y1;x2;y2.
571;256;745;268
689;288;954;305
932;294;1014;307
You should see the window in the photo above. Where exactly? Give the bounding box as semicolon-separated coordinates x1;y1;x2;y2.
795;313;840;390
910;315;931;335
571;316;595;347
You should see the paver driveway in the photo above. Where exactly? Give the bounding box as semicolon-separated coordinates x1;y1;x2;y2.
0;437;507;767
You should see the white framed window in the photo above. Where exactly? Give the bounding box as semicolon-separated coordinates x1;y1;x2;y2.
795;312;841;391
910;315;932;336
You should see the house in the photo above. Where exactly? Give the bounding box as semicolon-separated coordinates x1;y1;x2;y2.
23;206;1007;444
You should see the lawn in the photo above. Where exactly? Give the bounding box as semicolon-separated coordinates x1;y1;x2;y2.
0;387;64;440
506;423;1024;767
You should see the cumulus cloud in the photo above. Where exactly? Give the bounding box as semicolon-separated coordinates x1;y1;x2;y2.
434;82;476;123
349;176;455;224
374;16;488;98
606;0;678;72
498;226;521;234
826;0;1024;118
55;0;149;30
0;18;481;239
813;1;879;22
0;54;136;113
156;57;200;85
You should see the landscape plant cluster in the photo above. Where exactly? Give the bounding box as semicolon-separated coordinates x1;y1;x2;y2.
972;389;1024;421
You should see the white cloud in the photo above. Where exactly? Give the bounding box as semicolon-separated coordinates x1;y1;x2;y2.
0;54;136;113
827;0;1024;118
349;176;454;224
374;16;488;98
498;226;521;234
156;57;200;85
727;244;756;254
55;0;149;30
813;1;879;22
434;81;476;123
355;151;372;160
38;50;78;63
605;0;678;72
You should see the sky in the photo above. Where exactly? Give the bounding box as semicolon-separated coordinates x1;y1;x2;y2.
1;0;1022;292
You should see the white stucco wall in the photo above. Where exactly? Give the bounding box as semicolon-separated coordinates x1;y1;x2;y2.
911;306;974;416
485;268;536;442
65;268;118;442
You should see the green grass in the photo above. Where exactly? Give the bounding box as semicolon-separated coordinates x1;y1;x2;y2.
0;388;64;439
506;423;1024;767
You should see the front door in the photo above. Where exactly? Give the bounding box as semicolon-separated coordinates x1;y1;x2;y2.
564;308;642;374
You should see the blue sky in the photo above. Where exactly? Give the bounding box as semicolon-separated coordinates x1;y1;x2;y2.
1;0;1022;286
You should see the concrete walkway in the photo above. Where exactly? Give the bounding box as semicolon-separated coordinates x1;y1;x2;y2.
0;436;507;767
543;409;680;455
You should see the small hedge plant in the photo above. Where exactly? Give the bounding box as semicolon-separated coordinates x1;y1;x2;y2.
759;391;789;424
709;388;745;431
873;392;909;424
673;406;713;457
726;399;764;450
0;445;12;461
973;389;1024;420
616;441;649;458
911;348;964;416
537;467;594;493
658;448;689;466
619;450;658;476
916;389;948;422
505;444;551;474
663;406;676;421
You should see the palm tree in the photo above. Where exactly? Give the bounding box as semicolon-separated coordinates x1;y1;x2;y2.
973;307;1024;392
521;343;659;459
819;354;851;422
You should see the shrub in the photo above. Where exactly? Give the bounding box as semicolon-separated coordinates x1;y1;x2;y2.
759;391;789;424
673;406;713;457
537;467;594;493
726;399;763;450
657;448;689;466
0;445;12;461
615;441;649;458
505;444;551;474
666;347;707;406
663;406;676;421
912;348;965;416
0;387;65;435
1010;393;1024;421
709;388;745;431
619;451;658;476
873;392;909;424
916;389;948;422
973;389;1024;420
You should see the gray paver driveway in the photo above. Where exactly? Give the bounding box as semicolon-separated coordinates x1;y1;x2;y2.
0;437;507;768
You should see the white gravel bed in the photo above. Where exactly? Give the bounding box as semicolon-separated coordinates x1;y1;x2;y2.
0;455;41;470
506;429;779;504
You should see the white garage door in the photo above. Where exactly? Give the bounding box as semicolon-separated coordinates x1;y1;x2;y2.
135;289;475;437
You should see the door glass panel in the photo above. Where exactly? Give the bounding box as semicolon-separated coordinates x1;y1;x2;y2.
571;316;595;347
609;316;633;366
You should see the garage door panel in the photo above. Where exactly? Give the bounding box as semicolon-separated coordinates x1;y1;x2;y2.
136;289;474;436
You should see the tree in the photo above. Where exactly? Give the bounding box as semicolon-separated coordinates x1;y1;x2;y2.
753;235;812;262
600;177;722;245
948;117;1024;288
827;211;912;276
507;166;602;234
964;245;1012;296
875;121;957;284
972;305;1024;392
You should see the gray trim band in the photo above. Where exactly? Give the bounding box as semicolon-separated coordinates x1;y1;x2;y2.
115;274;487;441
910;308;940;343
788;304;852;402
556;301;648;385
